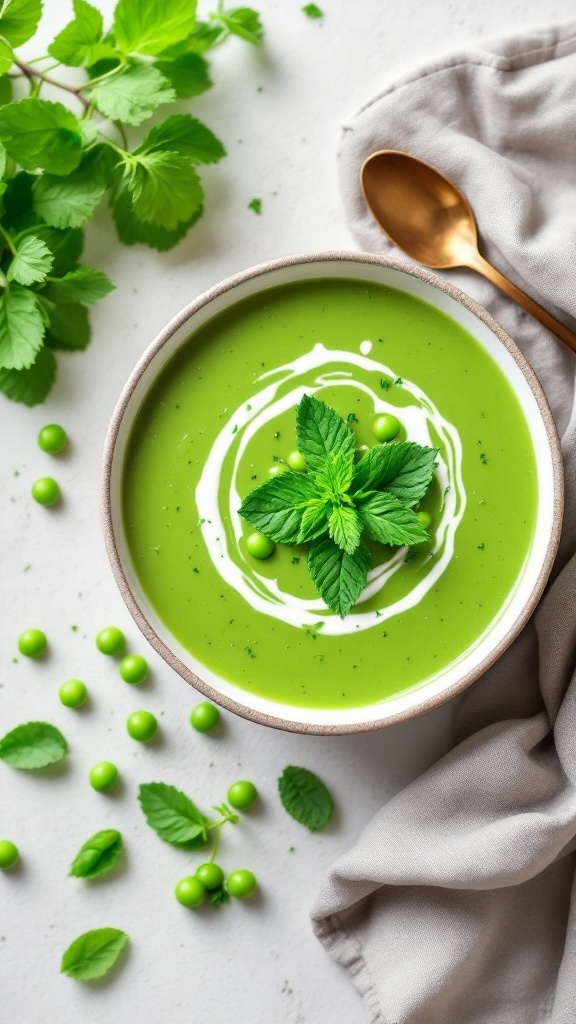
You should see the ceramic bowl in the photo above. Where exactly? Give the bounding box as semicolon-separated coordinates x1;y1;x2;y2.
101;252;563;734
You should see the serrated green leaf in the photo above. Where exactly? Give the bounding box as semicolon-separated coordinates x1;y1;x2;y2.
0;721;67;769
138;782;208;846
41;297;91;350
355;491;429;546
308;535;370;617
0;99;83;175
30;224;84;275
0;285;44;369
297;499;328;543
48;0;116;67
296;394;356;474
126;150;203;229
328;504;361;554
113;0;197;56
33;156;109;229
2;170;35;229
351;440;437;506
0;345;56;405
0;0;41;46
214;6;263;44
135;113;225;166
239;472;321;544
69;829;123;880
111;184;202;250
0;35;13;75
43;266;114;305
158;20;226;56
61;928;128;981
90;64;175;126
7;234;53;285
278;765;333;831
154;52;211;97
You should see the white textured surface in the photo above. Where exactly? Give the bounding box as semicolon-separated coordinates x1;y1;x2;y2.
1;2;573;1022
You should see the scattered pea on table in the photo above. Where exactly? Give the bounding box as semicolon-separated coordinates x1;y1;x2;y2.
0;840;19;870
59;679;88;708
31;477;60;506
227;780;258;810
175;876;206;908
126;710;158;743
190;702;220;733
119;654;148;685
96;626;126;656
89;761;119;793
18;628;47;658
37;424;67;455
226;869;258;899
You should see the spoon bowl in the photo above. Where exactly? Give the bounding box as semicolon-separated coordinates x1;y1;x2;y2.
361;150;576;352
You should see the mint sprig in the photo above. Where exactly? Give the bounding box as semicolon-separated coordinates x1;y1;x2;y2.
239;395;437;618
0;0;263;405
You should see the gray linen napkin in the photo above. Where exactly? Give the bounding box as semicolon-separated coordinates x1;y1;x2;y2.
311;22;576;1024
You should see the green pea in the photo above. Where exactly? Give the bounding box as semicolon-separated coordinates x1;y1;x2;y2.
126;710;158;743
119;654;148;685
190;701;220;733
417;510;432;530
246;531;275;559
37;424;67;455
59;679;87;708
227;780;258;811
31;477;60;506
372;414;400;442
18;628;47;658
89;761;119;793
0;840;19;870
96;626;126;656
226;869;257;899
269;463;289;476
175;876;206;908
287;450;306;472
195;862;224;890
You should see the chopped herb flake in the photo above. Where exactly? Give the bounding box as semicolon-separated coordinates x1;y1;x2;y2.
248;198;262;215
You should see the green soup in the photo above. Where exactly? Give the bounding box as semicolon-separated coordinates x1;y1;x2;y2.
122;278;537;709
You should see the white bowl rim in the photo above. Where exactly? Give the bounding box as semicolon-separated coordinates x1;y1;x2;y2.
101;250;564;735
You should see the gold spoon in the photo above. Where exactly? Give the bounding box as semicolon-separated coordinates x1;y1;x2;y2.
361;150;576;354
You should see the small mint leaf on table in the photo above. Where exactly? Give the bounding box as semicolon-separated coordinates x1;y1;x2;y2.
213;7;263;45
138;782;208;846
308;535;371;617
302;3;323;17
239;472;321;544
135;114;226;166
0;345;57;406
69;829;123;880
0;99;83;175
328;504;361;554
154;53;212;99
0;721;68;769
296;393;356;475
278;765;333;831
47;0;116;68
7;235;53;285
43;266;115;305
355;491;429;546
248;197;261;214
0;286;45;370
0;0;42;47
126;150;204;230
351;439;438;505
113;0;198;57
60;927;128;981
89;64;176;126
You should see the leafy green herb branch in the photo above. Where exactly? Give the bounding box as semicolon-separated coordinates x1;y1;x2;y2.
0;0;263;406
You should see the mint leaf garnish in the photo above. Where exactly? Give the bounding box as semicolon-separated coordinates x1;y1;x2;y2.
351;439;437;505
7;235;53;285
296;393;356;474
213;7;263;45
125;150;204;229
113;0;198;56
47;0;115;68
69;829;123;880
0;0;42;47
138;782;208;846
154;53;212;99
327;503;361;554
239;395;436;616
60;927;128;981
0;98;83;174
89;64;175;125
0;720;68;769
0;286;45;370
308;535;371;618
278;765;333;831
135;114;226;166
239;472;321;544
43;266;115;305
355;490;429;546
33;153;110;229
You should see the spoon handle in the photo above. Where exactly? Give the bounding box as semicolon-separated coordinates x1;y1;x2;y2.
469;253;576;354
